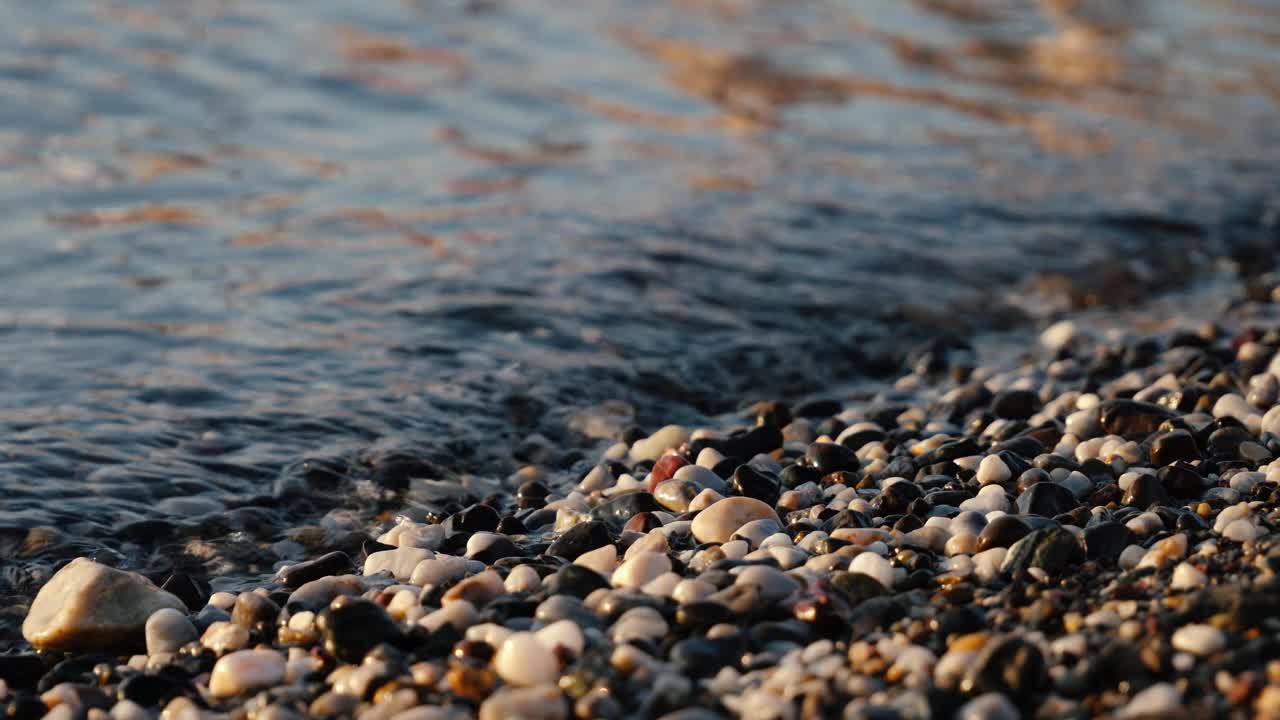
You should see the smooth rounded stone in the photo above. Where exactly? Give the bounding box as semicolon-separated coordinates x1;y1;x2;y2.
442;570;505;607
22;558;187;652
1098;399;1175;439
202;620;250;653
691;497;782;544
731;518;784;549
1222;519;1258;543
593;492;665;529
546;521;614;561
231;592;279;637
631;426;690;463
1171;624;1225;656
976;515;1031;552
209;649;286;698
277;552;352;588
1002;528;1083;577
545;565;611;598
956;692;1019;720
1149;430;1200;466
410;556;470;587
648;454;690;490
535;619;585;658
1122;474;1170;507
495;632;560;686
479;684;567;720
1116;683;1182;720
959;485;1010;514
1169;562;1208;591
960;635;1048;705
730;464;782;506
1213;392;1253;422
612;551;671;589
145;608;197;656
976;455;1011;486
654;480;702;513
317;597;402;664
848;552;894;590
972;548;1007;584
732;565;800;602
609;606;668;644
1015;482;1077;517
1228;471;1265;493
505;565;542;594
286;575;365;615
574;544;618;576
1084;521;1134;564
466;532;524;563
673;464;728;493
806;442;859;474
364;547;434;581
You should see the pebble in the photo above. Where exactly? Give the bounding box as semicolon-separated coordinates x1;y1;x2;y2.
1171;624;1226;656
848;551;894;590
209;649;286;698
145;608;198;655
478;685;567;720
690;497;781;543
1116;683;1182;719
976;455;1011;486
494;632;560;686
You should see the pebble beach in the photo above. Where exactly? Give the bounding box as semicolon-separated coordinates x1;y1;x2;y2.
8;283;1280;719
3;1;1280;719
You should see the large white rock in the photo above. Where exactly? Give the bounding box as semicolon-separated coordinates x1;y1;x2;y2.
22;558;187;652
691;497;781;544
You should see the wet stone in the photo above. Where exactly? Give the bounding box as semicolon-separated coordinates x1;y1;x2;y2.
1123;474;1170;507
1149;430;1201;466
277;552;352;589
231;592;279;639
447;504;502;533
546;520;613;561
317;597;402;664
1098;400;1176;439
730;464;781;506
961;636;1049;707
160;574;211;612
1016;482;1077;517
1003;528;1083;577
592;492;665;529
544;565;611;598
1158;463;1205;500
806;442;859;475
990;389;1041;420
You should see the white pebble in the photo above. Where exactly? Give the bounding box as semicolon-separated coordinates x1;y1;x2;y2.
849;552;894;589
611;551;671;589
209;649;285;698
145;608;197;656
1169;562;1208;591
1117;683;1181;719
1171;624;1225;656
495;632;560;686
976;455;1010;486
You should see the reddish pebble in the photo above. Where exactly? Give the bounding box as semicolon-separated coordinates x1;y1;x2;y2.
647;454;689;492
624;512;664;534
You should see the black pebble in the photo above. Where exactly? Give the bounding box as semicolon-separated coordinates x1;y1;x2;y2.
1016;483;1077;517
278;552;352;588
1084;521;1133;565
545;520;614;561
446;504;501;534
731;464;781;506
160;573;211;612
317;598;403;664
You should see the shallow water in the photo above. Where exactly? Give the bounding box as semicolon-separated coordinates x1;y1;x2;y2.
1;0;1279;637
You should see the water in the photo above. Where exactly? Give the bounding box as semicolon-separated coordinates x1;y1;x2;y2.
1;0;1278;640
